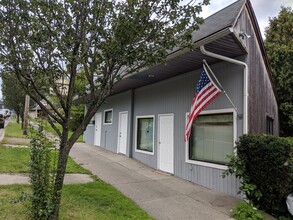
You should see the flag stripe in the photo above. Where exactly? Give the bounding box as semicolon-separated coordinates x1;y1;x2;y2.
186;84;218;131
185;89;221;140
185;88;220;140
186;89;220;133
187;83;215;125
188;84;218;121
184;67;222;142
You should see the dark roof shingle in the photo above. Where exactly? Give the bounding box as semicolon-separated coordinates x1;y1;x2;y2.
192;0;245;42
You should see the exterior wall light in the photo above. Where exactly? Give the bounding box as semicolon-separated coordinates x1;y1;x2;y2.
239;31;251;39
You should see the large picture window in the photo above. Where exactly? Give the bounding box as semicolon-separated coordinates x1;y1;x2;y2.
188;112;234;165
136;117;154;154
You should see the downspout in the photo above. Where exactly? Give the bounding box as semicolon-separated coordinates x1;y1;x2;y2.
200;45;248;134
129;89;134;158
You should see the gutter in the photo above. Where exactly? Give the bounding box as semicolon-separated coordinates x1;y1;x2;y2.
200;45;248;134
168;27;233;61
124;27;235;80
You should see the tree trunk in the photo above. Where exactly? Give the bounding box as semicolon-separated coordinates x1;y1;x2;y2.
50;137;71;220
21;116;24;130
16;114;20;124
23;94;30;135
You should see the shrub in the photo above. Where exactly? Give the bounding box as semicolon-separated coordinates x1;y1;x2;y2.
286;137;293;146
232;201;264;220
224;134;293;216
69;104;84;131
29;125;56;219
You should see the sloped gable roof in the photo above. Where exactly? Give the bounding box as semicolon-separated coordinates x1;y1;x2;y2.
75;0;248;103
192;0;245;43
76;0;272;103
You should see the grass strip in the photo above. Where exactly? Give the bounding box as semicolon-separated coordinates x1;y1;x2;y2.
4;121;28;139
0;146;90;174
31;119;84;142
0;180;153;220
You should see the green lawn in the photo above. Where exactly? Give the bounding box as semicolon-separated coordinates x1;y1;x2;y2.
0;145;153;220
0;181;153;220
0;146;90;174
32;119;84;142
4;121;28;139
5;120;84;143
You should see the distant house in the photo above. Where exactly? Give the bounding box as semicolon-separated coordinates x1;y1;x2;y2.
50;77;69;96
29;100;52;119
29;106;41;119
81;0;278;196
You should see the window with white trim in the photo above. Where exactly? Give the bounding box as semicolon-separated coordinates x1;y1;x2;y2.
136;117;154;153
188;112;234;165
104;109;113;124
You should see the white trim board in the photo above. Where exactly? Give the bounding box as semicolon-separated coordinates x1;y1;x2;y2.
185;108;237;170
135;115;155;156
103;108;113;125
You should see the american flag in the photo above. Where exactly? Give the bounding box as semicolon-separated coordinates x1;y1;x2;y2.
184;65;222;142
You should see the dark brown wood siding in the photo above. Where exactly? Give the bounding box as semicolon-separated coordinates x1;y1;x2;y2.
234;6;279;135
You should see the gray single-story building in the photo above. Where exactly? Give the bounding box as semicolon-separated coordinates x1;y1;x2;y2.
82;0;279;196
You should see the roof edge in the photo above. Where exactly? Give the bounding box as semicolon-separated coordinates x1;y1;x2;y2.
167;27;233;61
232;0;247;27
243;0;276;96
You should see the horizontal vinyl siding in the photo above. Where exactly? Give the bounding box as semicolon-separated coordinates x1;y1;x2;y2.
133;61;243;196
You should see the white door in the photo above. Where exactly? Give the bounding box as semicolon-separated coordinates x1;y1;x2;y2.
158;114;174;174
94;112;102;146
118;112;128;154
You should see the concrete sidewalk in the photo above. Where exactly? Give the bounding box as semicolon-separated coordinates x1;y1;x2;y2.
0;173;94;185
70;143;239;220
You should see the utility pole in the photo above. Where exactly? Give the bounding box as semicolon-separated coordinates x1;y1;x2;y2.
23;94;30;135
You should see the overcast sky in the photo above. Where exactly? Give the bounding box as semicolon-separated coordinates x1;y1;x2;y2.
200;0;293;38
1;0;292;101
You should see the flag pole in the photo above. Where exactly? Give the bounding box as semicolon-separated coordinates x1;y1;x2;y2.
203;59;240;116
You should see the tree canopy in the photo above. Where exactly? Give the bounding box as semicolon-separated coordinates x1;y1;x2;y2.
0;0;209;219
1;73;25;123
264;6;293;136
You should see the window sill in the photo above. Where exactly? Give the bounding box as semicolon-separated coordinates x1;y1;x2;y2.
135;149;155;156
103;122;112;125
186;159;227;170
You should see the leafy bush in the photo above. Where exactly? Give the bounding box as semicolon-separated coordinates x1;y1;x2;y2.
232;201;264;220
286;137;293;146
29;125;56;219
224;134;293;216
69;104;84;132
